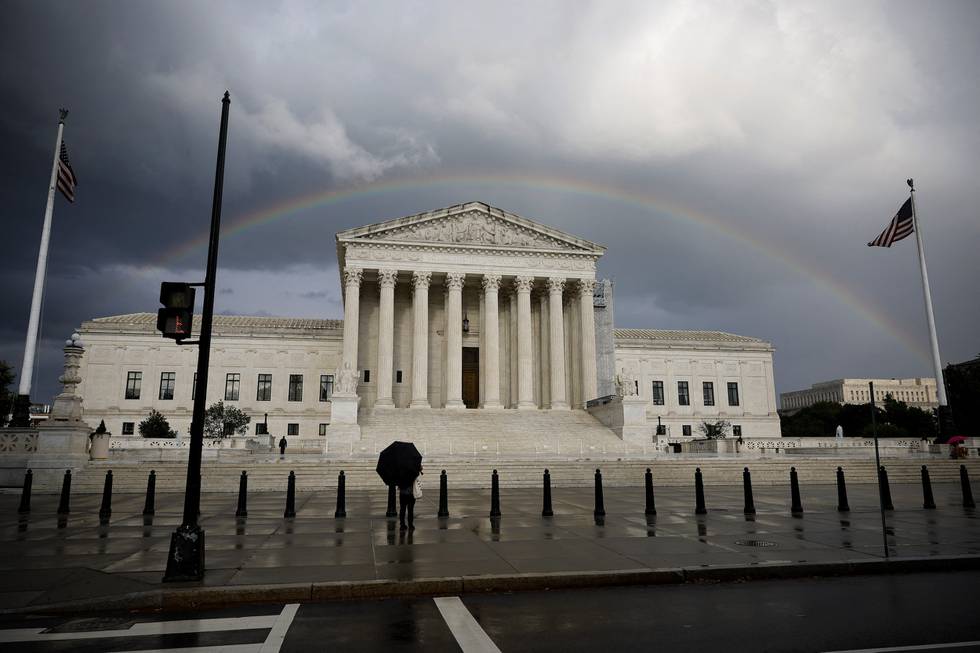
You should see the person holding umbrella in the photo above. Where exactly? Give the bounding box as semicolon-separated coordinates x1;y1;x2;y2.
376;442;423;531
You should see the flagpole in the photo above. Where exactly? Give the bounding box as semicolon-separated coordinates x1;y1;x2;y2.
12;109;68;426
906;179;951;432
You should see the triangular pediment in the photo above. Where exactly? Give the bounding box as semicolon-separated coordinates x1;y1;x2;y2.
336;202;605;254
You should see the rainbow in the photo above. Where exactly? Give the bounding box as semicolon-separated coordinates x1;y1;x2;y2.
150;172;931;362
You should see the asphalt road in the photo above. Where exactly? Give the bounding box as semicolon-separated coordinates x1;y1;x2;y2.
2;570;979;652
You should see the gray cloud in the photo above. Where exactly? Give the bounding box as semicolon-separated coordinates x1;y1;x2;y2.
2;0;978;403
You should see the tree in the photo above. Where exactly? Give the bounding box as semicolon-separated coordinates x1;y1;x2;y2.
0;360;14;428
204;401;250;438
697;419;731;439
139;409;176;439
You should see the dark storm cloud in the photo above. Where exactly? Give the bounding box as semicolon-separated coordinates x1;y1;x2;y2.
2;0;978;403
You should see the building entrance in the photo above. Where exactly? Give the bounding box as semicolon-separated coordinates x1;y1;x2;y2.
462;347;480;408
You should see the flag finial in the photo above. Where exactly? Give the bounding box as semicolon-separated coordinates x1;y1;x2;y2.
907;178;914;191
58;108;68;123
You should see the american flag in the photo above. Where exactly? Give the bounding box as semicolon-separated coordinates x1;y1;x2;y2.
868;197;913;247
56;139;77;203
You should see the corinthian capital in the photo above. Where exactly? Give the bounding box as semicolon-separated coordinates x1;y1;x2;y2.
445;272;465;291
343;267;363;289
547;277;566;294
377;268;398;290
577;278;597;297
412;270;432;290
481;273;502;292
514;276;534;293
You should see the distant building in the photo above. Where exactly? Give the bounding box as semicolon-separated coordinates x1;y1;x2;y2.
780;378;938;413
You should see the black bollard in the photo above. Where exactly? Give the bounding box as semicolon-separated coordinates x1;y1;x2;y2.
57;470;72;515
98;470;113;525
284;471;296;518
644;468;657;516
790;467;804;515
17;469;33;514
594;469;606;521
694;467;707;515
142;470;156;516
438;470;449;518
878;466;894;511
542;469;554;517
335;471;347;518
386;484;397;518
235;471;248;518
490;469;501;518
921;465;936;510
961;465;976;509
836;467;850;512
743;467;756;515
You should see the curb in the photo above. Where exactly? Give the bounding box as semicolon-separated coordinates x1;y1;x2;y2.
3;554;978;616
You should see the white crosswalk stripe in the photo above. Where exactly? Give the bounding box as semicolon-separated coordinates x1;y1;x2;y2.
434;596;502;653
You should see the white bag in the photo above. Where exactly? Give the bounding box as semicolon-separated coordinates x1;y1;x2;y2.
413;476;423;499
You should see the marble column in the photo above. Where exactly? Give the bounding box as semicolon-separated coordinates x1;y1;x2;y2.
515;276;535;409
410;271;432;408
578;279;598;406
537;289;551;409
481;274;502;408
547;277;568;409
375;269;398;408
445;272;465;409
341;267;363;372
509;289;518;407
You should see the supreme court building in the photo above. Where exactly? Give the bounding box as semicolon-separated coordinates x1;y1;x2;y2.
76;202;782;448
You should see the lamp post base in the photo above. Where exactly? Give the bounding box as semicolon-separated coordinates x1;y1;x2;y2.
163;524;206;582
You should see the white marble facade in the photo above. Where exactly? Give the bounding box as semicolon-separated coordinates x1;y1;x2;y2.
74;202;782;443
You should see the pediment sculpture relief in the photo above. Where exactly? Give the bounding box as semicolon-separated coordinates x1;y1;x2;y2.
362;212;575;250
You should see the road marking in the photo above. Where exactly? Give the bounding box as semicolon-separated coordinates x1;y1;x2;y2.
118;646;263;653
823;642;980;652
0;614;279;642
260;603;300;653
434;596;502;653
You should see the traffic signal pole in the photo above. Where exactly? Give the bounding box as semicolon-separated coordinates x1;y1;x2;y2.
164;91;231;582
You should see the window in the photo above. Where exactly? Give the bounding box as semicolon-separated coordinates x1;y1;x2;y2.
159;372;175;400
319;375;334;401
363;370;371;383
287;423;299;436
727;382;740;406
319;423;328;436
225;373;240;401
682;424;692;436
733;425;742;437
651;381;664;405
122;422;135;435
288;374;303;402
255;423;267;435
678;381;690;406
702;382;715;406
125;371;142;400
396;370;403;384
192;372;197;401
257;374;272;401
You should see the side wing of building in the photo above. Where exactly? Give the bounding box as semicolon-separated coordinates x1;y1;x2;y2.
613;329;781;438
77;313;343;440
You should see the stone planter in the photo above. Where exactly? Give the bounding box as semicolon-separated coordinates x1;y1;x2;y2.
89;433;111;460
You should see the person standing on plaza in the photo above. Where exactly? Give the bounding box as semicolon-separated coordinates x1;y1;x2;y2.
399;466;422;530
279;436;287;457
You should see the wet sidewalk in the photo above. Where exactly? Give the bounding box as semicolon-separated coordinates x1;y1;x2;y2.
1;480;978;613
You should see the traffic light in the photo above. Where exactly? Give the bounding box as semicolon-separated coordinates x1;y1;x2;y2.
157;282;195;340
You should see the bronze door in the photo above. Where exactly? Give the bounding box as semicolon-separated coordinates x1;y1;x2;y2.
462;347;480;408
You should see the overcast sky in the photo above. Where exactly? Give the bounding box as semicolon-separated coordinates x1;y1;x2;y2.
2;0;978;402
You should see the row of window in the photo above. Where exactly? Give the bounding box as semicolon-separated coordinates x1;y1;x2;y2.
124;371;335;402
121;421;330;437
650;381;739;407
678;424;743;437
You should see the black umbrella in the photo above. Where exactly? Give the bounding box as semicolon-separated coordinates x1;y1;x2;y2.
376;441;422;488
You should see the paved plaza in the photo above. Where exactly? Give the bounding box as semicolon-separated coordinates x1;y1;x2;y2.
1;480;978;613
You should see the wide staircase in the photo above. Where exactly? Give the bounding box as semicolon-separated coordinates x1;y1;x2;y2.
56;457;980;494
346;407;627;458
